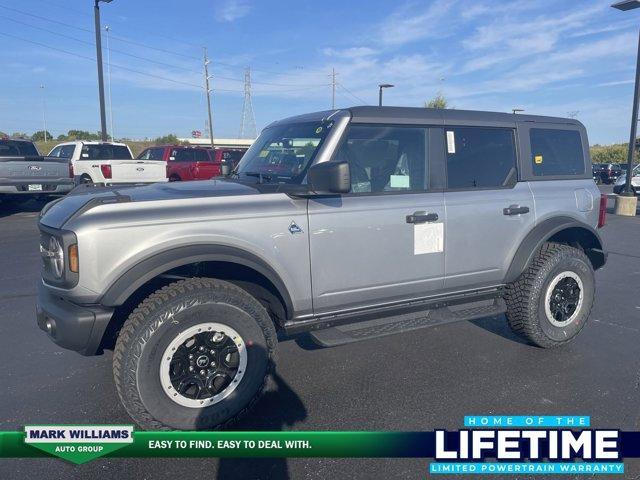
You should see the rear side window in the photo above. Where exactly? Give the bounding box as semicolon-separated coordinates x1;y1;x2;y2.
445;127;517;189
80;144;132;160
0;140;38;156
174;149;195;162
193;149;209;162
530;129;584;176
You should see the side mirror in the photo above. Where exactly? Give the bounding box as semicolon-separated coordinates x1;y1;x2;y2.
308;161;351;194
220;162;231;176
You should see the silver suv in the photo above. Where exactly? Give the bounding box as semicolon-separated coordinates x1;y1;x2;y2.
36;107;606;430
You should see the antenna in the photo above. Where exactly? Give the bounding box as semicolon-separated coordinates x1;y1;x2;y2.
239;67;257;139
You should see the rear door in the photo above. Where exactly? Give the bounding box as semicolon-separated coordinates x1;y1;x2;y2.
191;149;220;179
308;124;446;314
442;126;535;290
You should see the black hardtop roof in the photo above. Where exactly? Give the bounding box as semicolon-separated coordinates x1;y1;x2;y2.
270;106;584;129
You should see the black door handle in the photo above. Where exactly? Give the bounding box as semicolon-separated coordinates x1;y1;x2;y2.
503;205;530;216
406;211;439;224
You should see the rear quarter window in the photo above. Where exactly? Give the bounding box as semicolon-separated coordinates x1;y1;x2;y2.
530;129;585;176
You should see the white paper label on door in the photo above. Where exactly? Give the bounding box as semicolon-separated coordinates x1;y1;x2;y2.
446;131;456;154
414;222;444;255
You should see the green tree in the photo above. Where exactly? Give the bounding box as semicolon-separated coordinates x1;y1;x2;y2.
65;129;101;141
425;92;450;109
31;130;53;142
153;134;180;145
11;132;28;139
590;143;628;164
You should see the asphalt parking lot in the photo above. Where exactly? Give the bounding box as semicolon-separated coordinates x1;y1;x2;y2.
1;186;639;480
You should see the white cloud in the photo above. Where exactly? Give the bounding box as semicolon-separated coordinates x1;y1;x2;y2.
377;0;455;46
215;0;251;22
321;47;378;59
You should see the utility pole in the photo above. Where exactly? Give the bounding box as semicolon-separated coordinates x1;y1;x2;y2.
239;67;256;138
39;84;47;142
330;68;337;109
105;25;114;142
93;0;110;142
203;47;214;148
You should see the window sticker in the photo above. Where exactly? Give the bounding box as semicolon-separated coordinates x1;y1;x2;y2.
389;175;410;188
414;222;444;255
446;131;456;154
534;154;543;164
315;126;323;134
258;150;269;157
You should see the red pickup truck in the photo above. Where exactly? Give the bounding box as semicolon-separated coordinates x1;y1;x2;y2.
136;145;246;181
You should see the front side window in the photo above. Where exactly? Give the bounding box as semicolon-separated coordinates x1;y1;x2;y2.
445;127;517;189
48;146;62;157
149;148;165;160
173;149;195;162
137;149;151;160
235;121;333;183
530;128;584;177
333;125;427;194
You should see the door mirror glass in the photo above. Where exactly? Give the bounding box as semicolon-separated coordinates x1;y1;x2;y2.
308;162;351;194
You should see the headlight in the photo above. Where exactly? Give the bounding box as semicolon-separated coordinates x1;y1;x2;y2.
39;225;79;288
40;236;64;279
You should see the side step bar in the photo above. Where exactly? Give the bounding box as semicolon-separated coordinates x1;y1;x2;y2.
309;298;506;347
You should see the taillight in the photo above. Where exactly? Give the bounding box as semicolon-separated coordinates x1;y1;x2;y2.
68;162;74;179
598;193;607;228
100;164;112;179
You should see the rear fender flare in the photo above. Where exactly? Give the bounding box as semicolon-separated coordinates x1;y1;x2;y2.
504;216;605;284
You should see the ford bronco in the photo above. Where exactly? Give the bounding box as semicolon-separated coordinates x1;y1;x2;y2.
36;107;606;430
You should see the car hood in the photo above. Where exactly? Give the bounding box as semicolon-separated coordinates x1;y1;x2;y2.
39;179;260;229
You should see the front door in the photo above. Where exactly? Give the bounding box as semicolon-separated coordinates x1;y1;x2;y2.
308;124;446;315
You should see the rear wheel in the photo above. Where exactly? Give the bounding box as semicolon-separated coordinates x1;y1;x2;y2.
113;278;276;430
169;175;181;182
505;242;594;348
80;174;93;185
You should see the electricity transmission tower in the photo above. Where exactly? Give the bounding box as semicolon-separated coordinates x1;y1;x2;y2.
239;67;257;139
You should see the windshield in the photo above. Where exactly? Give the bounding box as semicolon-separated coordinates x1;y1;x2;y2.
0;140;39;157
80;144;132;160
235;121;333;183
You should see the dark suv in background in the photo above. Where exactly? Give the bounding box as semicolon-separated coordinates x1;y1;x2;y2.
137;145;247;181
592;163;622;184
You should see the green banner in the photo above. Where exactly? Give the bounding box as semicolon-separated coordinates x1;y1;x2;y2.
2;428;427;464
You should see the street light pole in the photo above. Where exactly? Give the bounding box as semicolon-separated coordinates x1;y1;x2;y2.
105;25;114;142
378;83;394;106
39;84;47;142
612;0;640;215
94;0;112;142
203;47;215;149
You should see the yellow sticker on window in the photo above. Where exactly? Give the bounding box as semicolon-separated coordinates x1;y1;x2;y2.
315;126;323;134
259;150;269;157
534;155;543;164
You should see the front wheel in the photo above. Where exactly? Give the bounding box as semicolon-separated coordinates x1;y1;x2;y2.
113;278;277;430
505;242;595;348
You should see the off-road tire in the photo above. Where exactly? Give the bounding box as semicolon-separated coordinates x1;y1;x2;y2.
113;278;277;430
505;242;595;348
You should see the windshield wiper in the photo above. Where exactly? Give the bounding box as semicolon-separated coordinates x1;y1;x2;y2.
243;172;273;183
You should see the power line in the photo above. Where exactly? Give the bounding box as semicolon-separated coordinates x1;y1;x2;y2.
0;3;201;61
0;31;205;90
0;15;203;74
338;83;369;105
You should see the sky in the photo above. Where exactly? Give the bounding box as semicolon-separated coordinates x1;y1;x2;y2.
0;0;638;144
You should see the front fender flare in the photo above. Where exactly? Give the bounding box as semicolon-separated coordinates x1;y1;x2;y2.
99;244;294;319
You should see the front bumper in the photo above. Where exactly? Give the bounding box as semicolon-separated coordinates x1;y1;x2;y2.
36;282;114;356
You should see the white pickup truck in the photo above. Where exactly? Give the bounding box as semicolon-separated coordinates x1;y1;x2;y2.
48;141;167;185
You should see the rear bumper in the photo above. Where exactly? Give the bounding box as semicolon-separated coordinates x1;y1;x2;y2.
0;181;74;195
36;282;114;356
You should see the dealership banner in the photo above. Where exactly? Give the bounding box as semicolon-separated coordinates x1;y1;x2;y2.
2;416;640;472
